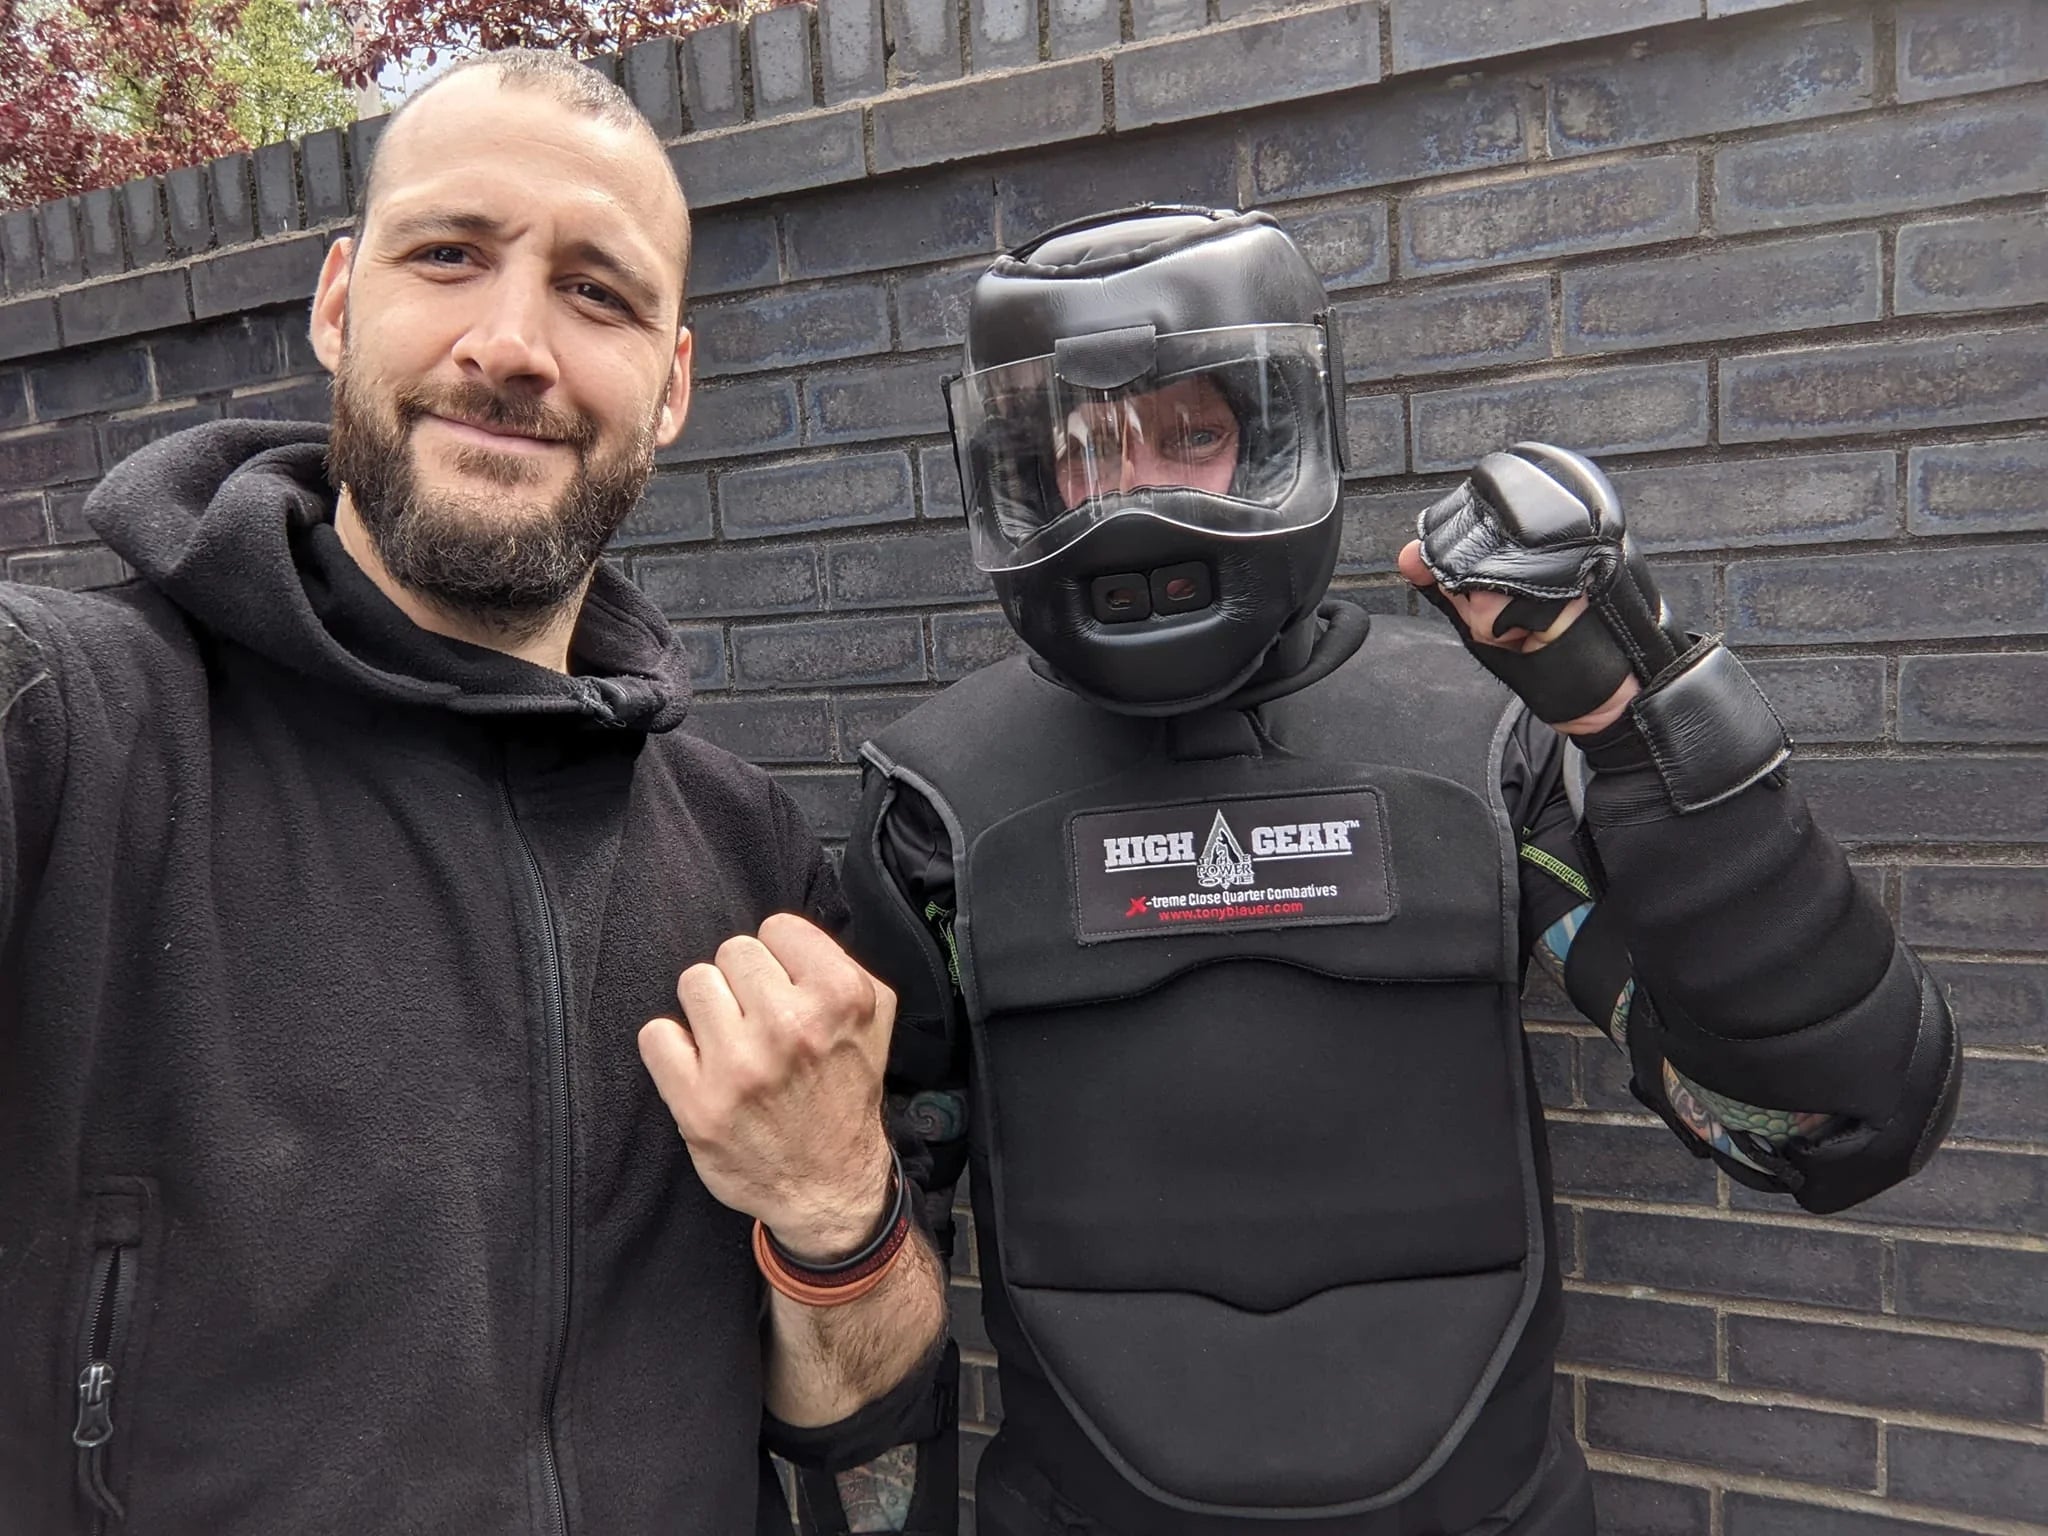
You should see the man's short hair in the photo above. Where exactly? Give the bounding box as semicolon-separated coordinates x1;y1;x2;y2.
354;48;692;290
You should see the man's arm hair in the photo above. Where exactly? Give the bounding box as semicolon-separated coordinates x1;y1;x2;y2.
758;768;971;1533
766;1107;962;1533
762;1216;949;1429
766;771;973;1534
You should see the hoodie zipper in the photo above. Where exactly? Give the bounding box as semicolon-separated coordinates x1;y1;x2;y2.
503;771;573;1536
73;1241;136;1528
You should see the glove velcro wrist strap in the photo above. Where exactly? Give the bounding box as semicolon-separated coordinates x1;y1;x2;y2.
1627;638;1791;813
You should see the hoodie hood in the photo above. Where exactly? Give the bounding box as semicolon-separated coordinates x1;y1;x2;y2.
85;418;692;732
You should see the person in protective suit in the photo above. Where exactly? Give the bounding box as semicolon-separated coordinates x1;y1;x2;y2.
786;205;1960;1536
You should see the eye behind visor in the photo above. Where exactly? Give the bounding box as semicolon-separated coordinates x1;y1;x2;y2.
950;324;1336;572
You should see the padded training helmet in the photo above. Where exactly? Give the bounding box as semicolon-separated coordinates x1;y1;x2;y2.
945;205;1348;715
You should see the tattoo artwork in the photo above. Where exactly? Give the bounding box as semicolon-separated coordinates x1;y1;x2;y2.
834;1443;917;1534
1534;904;1588;997
1538;901;1835;1162
903;1089;967;1145
1605;976;1635;1051
1663;1062;1835;1166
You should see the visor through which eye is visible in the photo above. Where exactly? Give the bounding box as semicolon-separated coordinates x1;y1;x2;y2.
947;324;1340;573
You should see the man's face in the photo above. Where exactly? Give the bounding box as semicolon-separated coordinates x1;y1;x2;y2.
1052;374;1241;513
309;71;692;632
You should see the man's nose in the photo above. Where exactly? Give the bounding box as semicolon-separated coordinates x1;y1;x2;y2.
451;276;561;394
1115;435;1163;493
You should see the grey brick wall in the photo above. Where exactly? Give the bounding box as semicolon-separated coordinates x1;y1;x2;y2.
2;1;2045;1530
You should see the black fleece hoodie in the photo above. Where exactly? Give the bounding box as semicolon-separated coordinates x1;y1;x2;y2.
0;421;862;1534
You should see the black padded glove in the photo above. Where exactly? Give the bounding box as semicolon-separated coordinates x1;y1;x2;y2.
1416;442;1790;813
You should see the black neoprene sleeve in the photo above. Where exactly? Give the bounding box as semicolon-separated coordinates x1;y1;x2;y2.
1575;723;1959;1213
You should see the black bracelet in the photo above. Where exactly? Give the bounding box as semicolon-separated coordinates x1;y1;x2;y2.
763;1143;910;1279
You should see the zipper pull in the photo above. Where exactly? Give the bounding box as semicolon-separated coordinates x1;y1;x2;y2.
73;1361;115;1448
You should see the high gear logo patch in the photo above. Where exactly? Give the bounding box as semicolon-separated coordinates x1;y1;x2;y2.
1070;789;1393;941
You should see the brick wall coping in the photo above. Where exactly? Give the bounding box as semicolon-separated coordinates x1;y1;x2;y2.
0;0;1832;342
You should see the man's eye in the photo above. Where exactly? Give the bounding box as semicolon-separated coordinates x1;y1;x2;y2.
571;281;628;313
419;245;470;266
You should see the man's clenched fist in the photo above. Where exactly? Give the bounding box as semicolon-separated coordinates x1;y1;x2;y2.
639;913;898;1264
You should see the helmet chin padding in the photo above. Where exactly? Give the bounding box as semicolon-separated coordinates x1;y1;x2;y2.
993;508;1344;719
960;206;1347;715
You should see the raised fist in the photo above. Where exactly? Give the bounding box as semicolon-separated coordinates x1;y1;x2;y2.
639;913;898;1263
1397;442;1686;734
1401;442;1791;813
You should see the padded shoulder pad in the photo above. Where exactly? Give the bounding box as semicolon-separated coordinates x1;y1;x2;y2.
1628;639;1791;813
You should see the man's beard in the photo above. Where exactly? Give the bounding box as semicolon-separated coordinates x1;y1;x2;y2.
327;354;661;643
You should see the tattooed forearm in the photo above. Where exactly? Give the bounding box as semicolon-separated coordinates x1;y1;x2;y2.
1663;1061;1836;1165
834;1444;918;1534
1540;901;1838;1162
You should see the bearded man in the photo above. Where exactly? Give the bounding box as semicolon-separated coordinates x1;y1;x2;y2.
0;50;947;1536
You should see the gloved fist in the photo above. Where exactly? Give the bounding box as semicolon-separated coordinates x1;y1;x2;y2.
1397;442;1683;732
1400;441;1792;814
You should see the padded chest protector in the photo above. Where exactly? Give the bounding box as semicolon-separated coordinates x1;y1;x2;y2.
852;616;1542;1521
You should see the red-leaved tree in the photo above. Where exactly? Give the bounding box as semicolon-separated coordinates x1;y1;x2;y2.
320;0;758;90
1;0;251;210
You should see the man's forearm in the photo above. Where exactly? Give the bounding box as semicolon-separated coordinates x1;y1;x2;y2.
765;1224;948;1428
636;908;950;1425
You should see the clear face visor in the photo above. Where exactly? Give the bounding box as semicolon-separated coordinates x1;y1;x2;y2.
947;323;1339;573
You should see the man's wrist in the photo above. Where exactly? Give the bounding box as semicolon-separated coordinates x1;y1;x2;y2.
764;1133;898;1266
